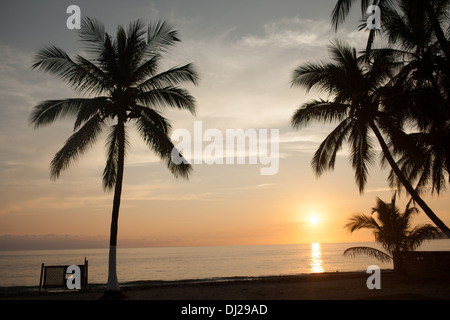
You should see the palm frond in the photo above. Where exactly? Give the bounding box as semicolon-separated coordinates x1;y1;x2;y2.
50;115;104;179
30;98;104;129
103;123;129;191
73;97;110;130
130;54;161;85
146;21;180;54
135;115;175;160
403;224;439;251
375;112;414;157
132;105;172;134
311;117;353;176
328;39;358;67
32;45;109;95
74;54;110;92
100;32;120;86
135;115;192;180
167;158;193;180
345;213;380;233
79;17;106;54
331;0;372;31
291;99;350;129
137;86;197;115
401;200;420;225
372;196;396;223
384;130;449;196
137;63;199;90
343;246;393;263
349;120;376;193
103;125;119;191
291;61;339;94
293;41;367;99
126;19;147;45
116;20;148;78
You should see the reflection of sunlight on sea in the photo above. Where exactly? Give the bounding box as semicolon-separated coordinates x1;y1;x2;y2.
310;242;324;273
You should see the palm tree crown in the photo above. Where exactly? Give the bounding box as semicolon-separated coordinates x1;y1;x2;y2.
30;17;199;294
30;18;198;183
291;39;402;193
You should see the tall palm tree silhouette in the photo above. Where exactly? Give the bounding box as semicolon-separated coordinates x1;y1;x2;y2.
344;194;438;271
30;18;198;296
290;40;450;236
370;3;450;199
332;0;450;234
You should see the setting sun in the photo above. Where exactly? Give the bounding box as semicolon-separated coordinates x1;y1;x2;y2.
310;216;320;225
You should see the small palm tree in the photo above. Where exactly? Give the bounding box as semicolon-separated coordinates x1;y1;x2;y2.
344;194;439;271
30;18;198;296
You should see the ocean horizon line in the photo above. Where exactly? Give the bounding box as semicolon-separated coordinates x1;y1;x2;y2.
0;239;391;252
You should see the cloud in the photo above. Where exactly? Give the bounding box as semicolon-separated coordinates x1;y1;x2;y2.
365;187;396;193
236;17;332;50
157;17;332;135
120;183;220;202
161;15;372;135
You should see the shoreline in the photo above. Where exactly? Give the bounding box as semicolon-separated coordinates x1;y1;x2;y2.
2;270;450;300
0;270;383;292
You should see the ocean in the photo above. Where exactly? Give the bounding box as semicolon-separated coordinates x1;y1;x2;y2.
1;240;449;288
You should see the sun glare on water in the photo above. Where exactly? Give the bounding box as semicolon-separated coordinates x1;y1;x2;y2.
310;242;324;273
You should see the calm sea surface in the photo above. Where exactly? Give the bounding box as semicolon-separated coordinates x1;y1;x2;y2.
0;240;449;287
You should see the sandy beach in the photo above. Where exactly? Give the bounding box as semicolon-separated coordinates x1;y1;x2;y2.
1;271;449;300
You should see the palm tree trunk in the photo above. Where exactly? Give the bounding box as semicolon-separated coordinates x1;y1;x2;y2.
369;121;450;237
106;119;125;292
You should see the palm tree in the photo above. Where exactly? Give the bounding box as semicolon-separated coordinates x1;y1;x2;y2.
343;194;438;271
369;3;450;200
30;18;199;296
331;0;450;61
290;40;450;236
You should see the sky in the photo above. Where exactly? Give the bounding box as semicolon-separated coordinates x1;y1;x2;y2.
1;0;449;250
